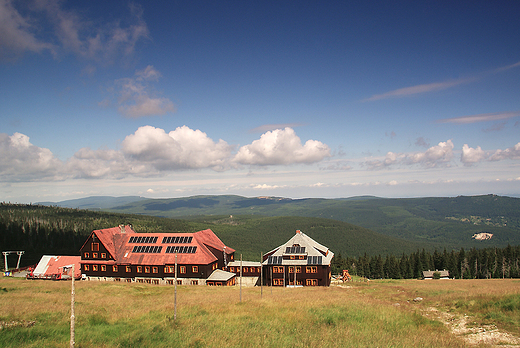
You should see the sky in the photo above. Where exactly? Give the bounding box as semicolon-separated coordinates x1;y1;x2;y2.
1;0;520;203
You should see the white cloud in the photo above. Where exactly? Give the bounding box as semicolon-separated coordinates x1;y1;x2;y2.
461;144;487;165
365;140;454;169
121;125;232;170
0;132;62;181
66;147;149;179
489;142;520;161
233;128;331;165
114;66;175;118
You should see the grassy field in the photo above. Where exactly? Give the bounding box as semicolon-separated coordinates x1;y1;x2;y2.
0;277;519;347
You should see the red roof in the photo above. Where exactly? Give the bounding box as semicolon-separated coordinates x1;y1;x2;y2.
33;255;82;278
82;226;234;266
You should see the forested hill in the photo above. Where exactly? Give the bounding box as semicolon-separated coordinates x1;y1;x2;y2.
102;194;520;249
0;203;196;266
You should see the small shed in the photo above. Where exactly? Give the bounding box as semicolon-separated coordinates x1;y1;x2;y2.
422;269;450;280
28;255;82;280
206;269;236;286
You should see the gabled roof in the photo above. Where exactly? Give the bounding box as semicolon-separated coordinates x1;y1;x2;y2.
81;225;234;266
262;230;334;266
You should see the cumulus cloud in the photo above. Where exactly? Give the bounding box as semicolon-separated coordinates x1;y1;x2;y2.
461;144;487;166
0;132;62;181
121;125;232;170
489;142;520;161
114;66;175;118
65;147;149;179
249;123;304;133
365;140;454;170
233;128;331;165
0;0;149;63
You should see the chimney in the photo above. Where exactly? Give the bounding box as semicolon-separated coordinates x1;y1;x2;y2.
296;230;301;234
119;224;125;233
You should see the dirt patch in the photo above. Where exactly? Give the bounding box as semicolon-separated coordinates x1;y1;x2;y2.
423;307;520;347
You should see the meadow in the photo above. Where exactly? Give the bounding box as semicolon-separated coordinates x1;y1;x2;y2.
1;277;519;347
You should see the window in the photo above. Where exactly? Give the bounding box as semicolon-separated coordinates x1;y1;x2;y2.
152;267;158;274
290;255;295;260
91;243;99;251
192;266;198;273
299;255;305;260
164;266;175;274
84;252;89;258
152;279;159;285
145;266;150;273
306;279;317;286
126;266;131;272
84;264;89;271
257;267;261;273
273;266;283;273
113;265;118;272
230;267;235;272
100;265;106;271
191;280;198;285
306;266;317;273
92;265;98;271
243;267;248;273
273;278;283;286
296;266;301;273
137;266;142;273
92;253;98;259
180;266;186;274
101;253;106;259
289;267;294;273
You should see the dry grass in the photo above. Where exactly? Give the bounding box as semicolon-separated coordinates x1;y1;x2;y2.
1;277;518;347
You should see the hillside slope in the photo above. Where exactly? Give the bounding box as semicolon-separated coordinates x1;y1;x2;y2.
106;194;520;249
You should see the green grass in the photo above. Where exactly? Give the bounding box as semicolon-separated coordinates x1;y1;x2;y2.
0;277;473;348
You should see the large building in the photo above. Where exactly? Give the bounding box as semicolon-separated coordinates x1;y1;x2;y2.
262;230;334;286
79;225;235;285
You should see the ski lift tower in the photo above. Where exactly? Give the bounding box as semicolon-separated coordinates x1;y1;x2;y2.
2;251;25;272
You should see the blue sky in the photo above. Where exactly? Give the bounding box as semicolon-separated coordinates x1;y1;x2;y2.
1;0;520;203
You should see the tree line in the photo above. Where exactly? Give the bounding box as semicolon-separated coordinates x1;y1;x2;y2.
0;203;195;267
332;245;520;279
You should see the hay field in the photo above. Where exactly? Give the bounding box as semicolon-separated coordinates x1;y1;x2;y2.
0;277;519;347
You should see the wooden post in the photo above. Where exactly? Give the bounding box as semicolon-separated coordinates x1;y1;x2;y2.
239;254;242;302
260;252;263;299
70;264;75;348
174;252;177;320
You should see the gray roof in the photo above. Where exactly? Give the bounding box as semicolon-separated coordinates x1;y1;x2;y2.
262;230;334;266
227;261;261;267
207;269;236;282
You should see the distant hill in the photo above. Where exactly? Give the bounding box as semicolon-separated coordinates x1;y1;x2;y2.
37;196;147;210
102;194;520;250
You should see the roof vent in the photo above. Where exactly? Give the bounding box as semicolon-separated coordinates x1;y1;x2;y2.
119;224;125;233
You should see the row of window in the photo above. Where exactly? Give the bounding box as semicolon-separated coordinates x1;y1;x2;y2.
272;279;318;286
83;264;200;274
84;252;107;259
271;266;318;273
228;267;261;273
